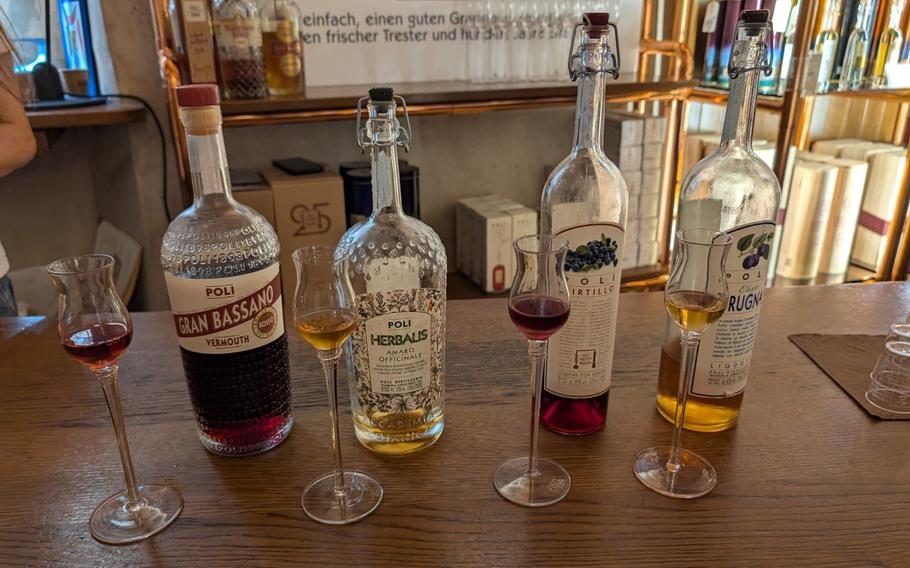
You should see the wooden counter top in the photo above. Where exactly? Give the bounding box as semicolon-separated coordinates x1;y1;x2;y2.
1;283;908;566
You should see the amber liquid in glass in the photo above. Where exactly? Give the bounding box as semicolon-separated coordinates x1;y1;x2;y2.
658;290;737;432
262;30;303;96
295;309;358;351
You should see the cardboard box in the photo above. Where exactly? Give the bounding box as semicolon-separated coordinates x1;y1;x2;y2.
642;169;661;195
622;242;639;268
624;170;642;195
638;216;659;244
603;111;644;146
639;191;661;219
638;241;659;266
264;168;347;296
604;144;642;172
455;196;493;272
642;143;664;170
473;205;512;293
232;183;276;229
612;110;665;144
626;219;640;244
627;194;640;220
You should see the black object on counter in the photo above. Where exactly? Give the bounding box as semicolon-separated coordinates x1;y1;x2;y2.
341;164;420;227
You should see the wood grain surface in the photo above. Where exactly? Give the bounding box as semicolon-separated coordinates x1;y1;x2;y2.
1;283;909;567
26;99;146;130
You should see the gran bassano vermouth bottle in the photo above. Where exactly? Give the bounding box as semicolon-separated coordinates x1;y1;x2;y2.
337;88;446;455
539;13;627;435
161;84;292;455
656;10;780;432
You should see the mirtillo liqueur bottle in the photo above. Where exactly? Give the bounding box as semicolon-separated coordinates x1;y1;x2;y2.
539;13;627;436
337;88;447;455
161;84;293;455
656;10;780;432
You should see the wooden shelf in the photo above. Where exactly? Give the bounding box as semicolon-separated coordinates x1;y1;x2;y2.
846;264;878;284
221;75;697;127
813;85;910;103
690;85;784;111
26;99;146;129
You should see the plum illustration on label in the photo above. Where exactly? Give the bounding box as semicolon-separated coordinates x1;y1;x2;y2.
692;221;775;398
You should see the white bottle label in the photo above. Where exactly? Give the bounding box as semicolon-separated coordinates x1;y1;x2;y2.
164;263;284;355
692;221;775;397
702;1;720;33
352;288;444;412
546;223;624;398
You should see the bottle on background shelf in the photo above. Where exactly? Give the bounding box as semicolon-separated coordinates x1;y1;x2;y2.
161;84;293;456
260;0;304;96
776;0;801;95
539;12;627;436
702;0;725;83
814;0;843;92
336;88;447;455
840;0;873;90
656;10;780;433
213;0;267;99
870;0;905;87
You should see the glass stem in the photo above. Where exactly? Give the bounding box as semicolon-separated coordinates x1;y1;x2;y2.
527;339;547;476
318;349;347;496
96;365;143;510
668;330;700;474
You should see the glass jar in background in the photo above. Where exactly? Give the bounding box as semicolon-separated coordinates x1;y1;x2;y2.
213;0;267;99
260;0;304;96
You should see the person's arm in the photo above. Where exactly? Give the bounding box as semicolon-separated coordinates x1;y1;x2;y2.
0;49;36;178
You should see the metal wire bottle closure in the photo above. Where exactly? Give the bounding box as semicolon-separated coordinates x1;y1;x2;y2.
356;95;412;152
567;16;621;81
727;19;774;79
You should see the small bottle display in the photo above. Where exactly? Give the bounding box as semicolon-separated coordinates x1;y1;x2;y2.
656;11;780;432
815;0;843;92
840;0;873;90
213;0;267;99
539;13;627;436
870;0;905;86
260;0;304;96
336;88;447;455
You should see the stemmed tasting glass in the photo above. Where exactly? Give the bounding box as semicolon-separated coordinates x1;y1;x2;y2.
495;234;572;507
633;229;733;498
292;246;383;524
46;254;183;544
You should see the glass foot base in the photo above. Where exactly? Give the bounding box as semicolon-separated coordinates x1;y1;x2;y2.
89;484;183;545
633;446;716;499
494;457;571;507
302;471;383;525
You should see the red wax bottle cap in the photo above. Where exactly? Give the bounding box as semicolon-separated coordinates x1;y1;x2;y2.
176;84;220;108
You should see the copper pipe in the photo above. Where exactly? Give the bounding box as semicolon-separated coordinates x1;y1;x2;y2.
775;0;820;181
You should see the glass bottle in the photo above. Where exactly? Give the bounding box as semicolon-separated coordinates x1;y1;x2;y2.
815;0;843;92
870;0;905;87
213;0;267;99
840;0;873;90
655;11;780;432
337;88;447;455
260;0;304;96
776;0;801;95
160;84;293;455
539;13;627;436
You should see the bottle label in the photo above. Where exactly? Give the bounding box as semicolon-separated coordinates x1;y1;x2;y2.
351;288;444;411
216;16;262;50
269;19;302;78
692;221;775;398
164;263;284;355
702;1;720;33
546;223;624;398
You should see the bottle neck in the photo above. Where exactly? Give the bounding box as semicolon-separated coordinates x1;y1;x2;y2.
572;70;606;152
370;141;403;216
720;67;759;150
187;130;232;204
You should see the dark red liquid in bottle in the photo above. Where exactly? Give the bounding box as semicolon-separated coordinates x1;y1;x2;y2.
63;322;132;369
541;391;609;435
508;296;570;341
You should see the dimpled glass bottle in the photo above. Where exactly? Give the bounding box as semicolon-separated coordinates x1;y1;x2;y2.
161;84;293;456
655;11;780;432
337;87;447;455
539;13;628;436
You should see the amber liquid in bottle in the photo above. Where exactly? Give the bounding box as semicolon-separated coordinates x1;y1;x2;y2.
262;30;303;95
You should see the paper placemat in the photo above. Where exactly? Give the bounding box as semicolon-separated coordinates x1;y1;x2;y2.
789;333;909;420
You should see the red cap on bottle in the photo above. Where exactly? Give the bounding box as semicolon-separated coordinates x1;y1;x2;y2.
176;84;220;108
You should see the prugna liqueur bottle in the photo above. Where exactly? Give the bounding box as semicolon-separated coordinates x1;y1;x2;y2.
337;88;447;455
539;13;627;435
161;84;293;455
656;10;780;432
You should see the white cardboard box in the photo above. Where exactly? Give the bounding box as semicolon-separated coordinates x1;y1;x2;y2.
604;144;643;172
603;111;644;146
641;169;661;195
642;143;663;170
455;196;493;272
473;205;513;293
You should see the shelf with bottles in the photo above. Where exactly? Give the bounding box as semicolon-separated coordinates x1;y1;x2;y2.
689;84;785;110
217;74;697;127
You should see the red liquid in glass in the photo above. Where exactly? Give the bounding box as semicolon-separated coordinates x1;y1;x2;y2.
508;296;570;341
541;390;609;435
62;322;132;369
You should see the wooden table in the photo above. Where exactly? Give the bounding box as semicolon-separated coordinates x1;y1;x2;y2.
2;283;909;566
